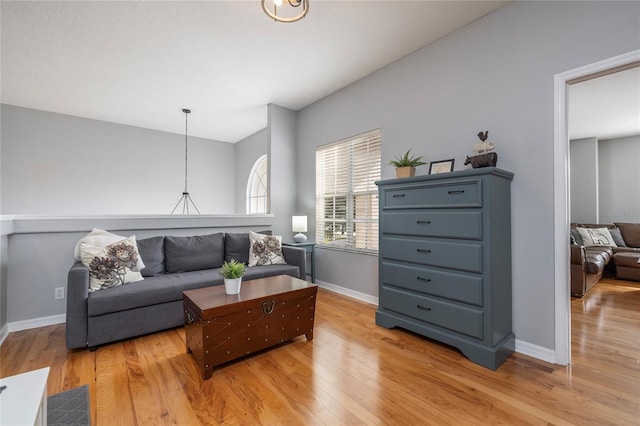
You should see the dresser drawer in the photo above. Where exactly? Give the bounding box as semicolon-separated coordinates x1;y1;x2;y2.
381;211;482;240
381;237;482;273
382;180;481;209
382;261;482;306
381;286;483;339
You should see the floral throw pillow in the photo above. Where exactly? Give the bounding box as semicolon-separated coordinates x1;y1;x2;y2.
80;238;144;292
248;231;287;267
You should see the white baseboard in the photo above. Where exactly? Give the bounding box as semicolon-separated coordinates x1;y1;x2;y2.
316;279;557;364
315;279;379;306
0;324;8;347
514;339;556;364
7;314;66;334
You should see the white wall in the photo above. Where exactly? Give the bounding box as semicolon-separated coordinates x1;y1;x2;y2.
1;104;236;215
599;135;640;224
235;128;268;213
570;137;599;223
296;1;640;353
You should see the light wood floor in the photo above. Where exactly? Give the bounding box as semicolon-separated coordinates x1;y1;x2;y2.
1;279;639;425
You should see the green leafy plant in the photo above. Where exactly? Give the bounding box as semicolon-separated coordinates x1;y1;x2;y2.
388;149;427;168
219;259;246;279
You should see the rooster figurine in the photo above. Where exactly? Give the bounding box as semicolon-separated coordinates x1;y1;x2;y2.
473;130;495;155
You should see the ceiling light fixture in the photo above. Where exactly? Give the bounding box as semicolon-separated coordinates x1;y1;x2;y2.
171;108;200;215
261;0;309;23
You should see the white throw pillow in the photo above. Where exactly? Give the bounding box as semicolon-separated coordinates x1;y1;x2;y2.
80;237;144;292
248;231;287;266
74;228;145;270
576;227;617;247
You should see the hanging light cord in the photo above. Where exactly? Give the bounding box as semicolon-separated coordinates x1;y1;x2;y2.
183;108;189;192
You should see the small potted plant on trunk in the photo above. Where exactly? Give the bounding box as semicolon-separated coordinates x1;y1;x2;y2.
220;259;246;295
389;149;427;178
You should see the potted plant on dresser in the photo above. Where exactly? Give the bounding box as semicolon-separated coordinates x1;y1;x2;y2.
220;259;246;295
389;149;427;178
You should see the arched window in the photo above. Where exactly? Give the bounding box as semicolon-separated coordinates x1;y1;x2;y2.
246;155;268;214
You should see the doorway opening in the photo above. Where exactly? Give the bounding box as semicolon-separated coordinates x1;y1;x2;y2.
553;50;640;365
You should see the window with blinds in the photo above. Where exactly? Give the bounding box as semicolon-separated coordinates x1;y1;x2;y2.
315;129;381;253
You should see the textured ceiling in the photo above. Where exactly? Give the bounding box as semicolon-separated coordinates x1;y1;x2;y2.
1;0;509;142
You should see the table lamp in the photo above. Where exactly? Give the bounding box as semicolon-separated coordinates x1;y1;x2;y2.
292;216;308;243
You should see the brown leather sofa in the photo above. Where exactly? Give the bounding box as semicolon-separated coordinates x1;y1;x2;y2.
570;223;640;297
571;243;613;297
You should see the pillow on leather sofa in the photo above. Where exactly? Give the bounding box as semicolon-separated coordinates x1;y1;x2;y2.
609;228;627;248
577;227;617;247
570;228;584;246
137;236;165;277
164;233;224;273
614;223;640;248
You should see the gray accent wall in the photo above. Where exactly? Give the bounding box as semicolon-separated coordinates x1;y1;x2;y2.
268;104;297;238
296;1;640;352
570;137;599;223
2;215;273;325
1;104;236;215
599;135;640;224
234;128;268;213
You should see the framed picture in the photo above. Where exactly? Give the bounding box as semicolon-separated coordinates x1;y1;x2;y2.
429;159;455;174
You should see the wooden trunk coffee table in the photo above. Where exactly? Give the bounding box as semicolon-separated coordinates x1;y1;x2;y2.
182;274;318;379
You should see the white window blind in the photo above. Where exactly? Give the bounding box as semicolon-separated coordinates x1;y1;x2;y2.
316;129;381;253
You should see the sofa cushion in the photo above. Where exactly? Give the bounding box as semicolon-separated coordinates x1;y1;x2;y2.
584;253;606;274
585;246;613;264
87;269;223;316
577;227;617;247
80;238;144;292
74;228;145;271
137;236;165;277
248;231;286;266
609;228;627;248
224;231;272;264
165;233;224;273
243;264;300;280
614;223;640;248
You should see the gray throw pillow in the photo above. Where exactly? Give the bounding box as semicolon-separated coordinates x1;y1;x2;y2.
609;228;627;248
614;222;640;248
570;229;584;246
136;236;165;277
224;231;272;264
164;233;224;273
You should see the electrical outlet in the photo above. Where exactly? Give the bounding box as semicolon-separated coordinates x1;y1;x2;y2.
54;287;65;300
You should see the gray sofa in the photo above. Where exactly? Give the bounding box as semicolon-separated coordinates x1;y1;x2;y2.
66;232;306;350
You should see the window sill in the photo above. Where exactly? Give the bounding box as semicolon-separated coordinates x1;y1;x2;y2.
315;244;379;257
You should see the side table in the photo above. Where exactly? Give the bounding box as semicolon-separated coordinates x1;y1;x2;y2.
283;241;315;283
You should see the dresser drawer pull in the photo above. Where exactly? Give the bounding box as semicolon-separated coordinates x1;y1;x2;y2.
392;194;406;198
417;305;432;311
416;220;431;224
448;190;465;195
417;276;432;282
416;249;432;254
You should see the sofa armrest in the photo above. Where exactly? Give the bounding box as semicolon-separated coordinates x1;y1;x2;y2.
282;246;307;279
66;261;89;349
570;245;587;297
571;244;586;265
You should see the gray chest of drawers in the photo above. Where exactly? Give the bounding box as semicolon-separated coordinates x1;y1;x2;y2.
375;167;514;370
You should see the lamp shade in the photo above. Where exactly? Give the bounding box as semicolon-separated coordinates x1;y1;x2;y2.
292;216;307;233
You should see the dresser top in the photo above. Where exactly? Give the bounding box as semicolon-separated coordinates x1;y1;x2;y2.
376;167;513;187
